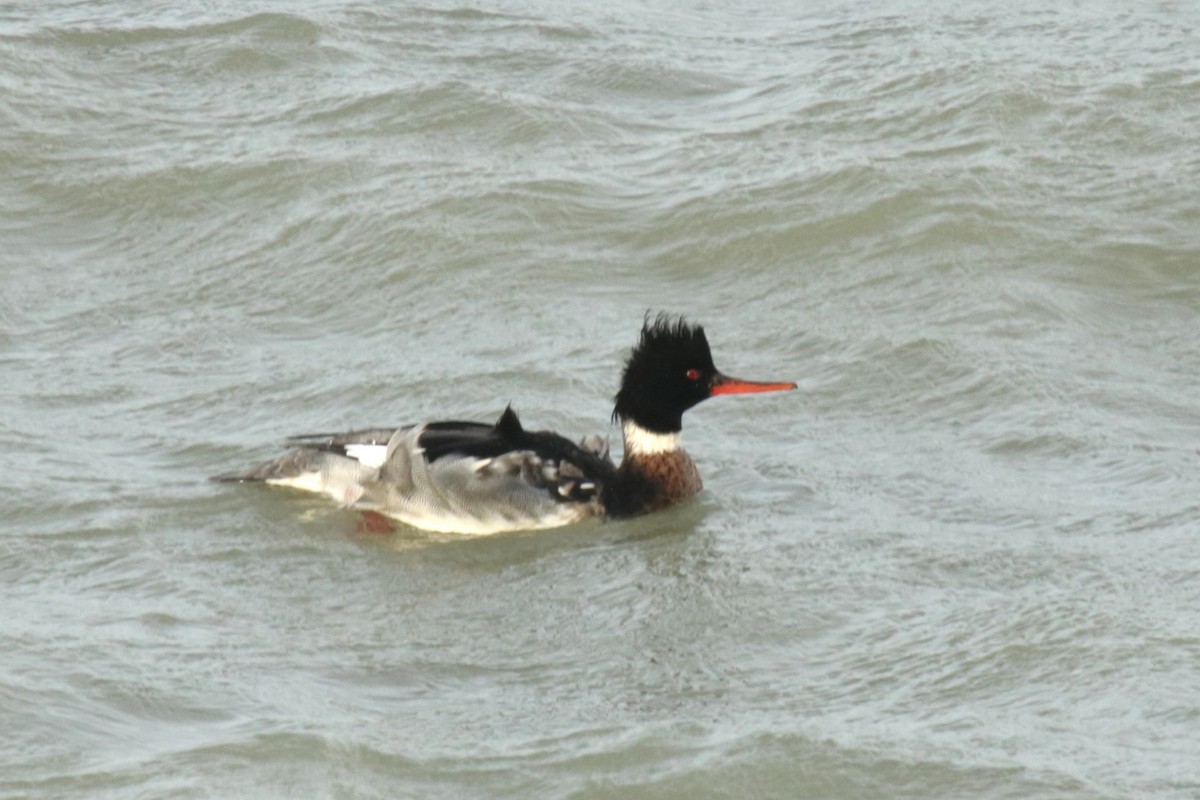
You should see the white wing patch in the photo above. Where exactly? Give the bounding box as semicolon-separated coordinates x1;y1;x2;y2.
344;443;388;468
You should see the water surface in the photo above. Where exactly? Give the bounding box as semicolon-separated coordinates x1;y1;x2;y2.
2;1;1199;798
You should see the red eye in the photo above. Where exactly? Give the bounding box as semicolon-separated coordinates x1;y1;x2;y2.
685;368;701;381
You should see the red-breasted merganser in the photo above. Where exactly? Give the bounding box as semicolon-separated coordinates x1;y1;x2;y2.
212;315;796;534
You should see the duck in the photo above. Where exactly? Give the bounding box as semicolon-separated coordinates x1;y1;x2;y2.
211;315;796;534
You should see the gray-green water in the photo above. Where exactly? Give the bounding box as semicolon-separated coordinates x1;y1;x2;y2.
3;2;1199;798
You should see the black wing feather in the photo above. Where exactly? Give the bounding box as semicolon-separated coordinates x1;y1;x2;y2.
418;406;617;501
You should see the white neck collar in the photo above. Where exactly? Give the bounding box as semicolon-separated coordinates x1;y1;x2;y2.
622;420;682;456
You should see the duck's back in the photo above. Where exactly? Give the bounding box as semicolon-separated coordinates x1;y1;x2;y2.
214;408;614;535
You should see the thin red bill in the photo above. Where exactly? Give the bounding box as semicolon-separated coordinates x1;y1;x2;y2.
710;374;798;395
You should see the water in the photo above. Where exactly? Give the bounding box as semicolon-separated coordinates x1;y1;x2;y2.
2;1;1199;797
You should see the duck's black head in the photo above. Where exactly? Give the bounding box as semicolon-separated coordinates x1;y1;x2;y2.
612;315;720;433
612;314;798;434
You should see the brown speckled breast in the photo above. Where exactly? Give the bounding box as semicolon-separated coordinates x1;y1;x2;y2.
621;449;702;513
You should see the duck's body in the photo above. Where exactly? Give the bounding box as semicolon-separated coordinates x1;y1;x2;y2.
212;316;794;534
